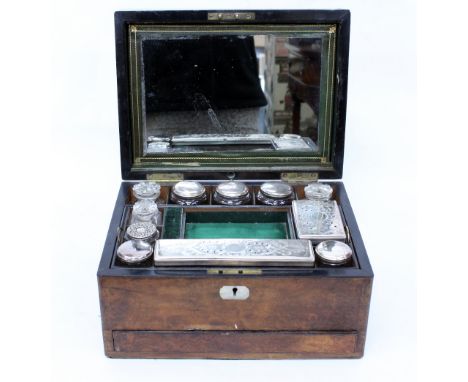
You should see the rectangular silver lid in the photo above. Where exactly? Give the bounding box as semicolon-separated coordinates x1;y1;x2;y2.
292;199;346;242
154;239;315;266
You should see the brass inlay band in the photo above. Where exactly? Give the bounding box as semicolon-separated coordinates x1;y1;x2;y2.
128;24;337;168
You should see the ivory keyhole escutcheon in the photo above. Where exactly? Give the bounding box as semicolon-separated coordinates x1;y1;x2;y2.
219;286;249;300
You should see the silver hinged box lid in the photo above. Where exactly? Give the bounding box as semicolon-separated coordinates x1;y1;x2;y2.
154;239;315;266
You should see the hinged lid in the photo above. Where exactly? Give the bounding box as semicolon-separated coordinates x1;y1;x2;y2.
115;10;350;180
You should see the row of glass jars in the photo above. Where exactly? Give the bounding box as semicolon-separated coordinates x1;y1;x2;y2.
170;180;297;206
169;180;335;206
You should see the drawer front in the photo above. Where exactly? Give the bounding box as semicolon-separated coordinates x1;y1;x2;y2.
112;330;358;358
99;276;370;331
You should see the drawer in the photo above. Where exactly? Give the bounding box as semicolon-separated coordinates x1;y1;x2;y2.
99;276;370;331
112;330;359;359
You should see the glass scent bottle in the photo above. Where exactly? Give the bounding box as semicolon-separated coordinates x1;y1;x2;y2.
170;180;208;206
315;240;352;266
131;182;161;225
132;181;161;201
256;181;294;206
213;181;251;205
304;183;333;201
116;222;158;264
131;199;161;226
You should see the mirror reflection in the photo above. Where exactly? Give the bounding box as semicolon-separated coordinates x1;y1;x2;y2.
131;29;334;156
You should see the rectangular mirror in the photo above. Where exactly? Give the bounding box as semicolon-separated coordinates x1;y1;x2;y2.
122;21;346;173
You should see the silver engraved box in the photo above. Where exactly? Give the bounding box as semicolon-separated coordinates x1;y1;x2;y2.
154;239;315;266
292;199;346;242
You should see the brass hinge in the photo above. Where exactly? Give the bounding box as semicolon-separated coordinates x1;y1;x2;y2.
146;173;184;183
208;12;255;21
281;172;319;184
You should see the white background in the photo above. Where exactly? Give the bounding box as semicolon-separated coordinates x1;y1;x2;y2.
0;0;466;381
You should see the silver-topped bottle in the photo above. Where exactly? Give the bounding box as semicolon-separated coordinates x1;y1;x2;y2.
131;182;161;225
170;180;208;206
315;240;352;266
213;181;251;205
304;183;333;201
131;199;161;225
117;222;159;264
256;181;294;206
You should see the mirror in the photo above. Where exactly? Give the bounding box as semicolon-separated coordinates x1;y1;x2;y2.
128;25;337;164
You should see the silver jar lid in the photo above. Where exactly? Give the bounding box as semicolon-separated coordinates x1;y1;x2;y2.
132;182;161;200
126;222;158;240
215;181;249;198
172;181;206;198
260;182;293;199
304;183;333;201
117;240;153;264
315;240;352;265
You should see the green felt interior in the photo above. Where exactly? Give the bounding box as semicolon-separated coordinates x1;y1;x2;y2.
161;207;183;239
184;222;288;239
184;211;290;239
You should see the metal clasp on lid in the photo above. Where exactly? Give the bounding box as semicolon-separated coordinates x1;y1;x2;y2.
281;172;319;184
146;173;184;183
208;12;255;21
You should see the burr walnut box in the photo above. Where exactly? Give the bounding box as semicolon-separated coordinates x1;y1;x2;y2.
97;9;373;359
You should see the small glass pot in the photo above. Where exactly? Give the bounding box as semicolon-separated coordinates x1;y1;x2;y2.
256;181;294;206
304;183;333;201
132;181;161;201
315;240;353;266
131;199;161;225
213;181;251;205
117;222;159;264
170;181;208;206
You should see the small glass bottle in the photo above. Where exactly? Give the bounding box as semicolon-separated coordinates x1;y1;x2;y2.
256;181;294;206
302;183;335;234
170;181;208;206
132;181;161;201
304;183;333;201
132;199;161;225
213;181;251;205
131;182;161;225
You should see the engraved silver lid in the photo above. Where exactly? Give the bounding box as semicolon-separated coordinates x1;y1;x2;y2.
126;222;158;240
304;183;333;201
117;240;153;263
172;181;206;198
132;182;161;200
215;181;249;198
315;240;352;265
260;182;293;199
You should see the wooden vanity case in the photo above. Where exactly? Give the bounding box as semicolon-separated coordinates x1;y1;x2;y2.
98;9;373;359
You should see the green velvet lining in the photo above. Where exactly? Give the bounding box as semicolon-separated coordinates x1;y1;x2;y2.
161;207;183;239
185;222;288;239
184;211;290;239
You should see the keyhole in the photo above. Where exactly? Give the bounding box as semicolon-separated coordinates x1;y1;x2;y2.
232;287;238;296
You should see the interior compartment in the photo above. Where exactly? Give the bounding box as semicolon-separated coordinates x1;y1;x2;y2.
112;183;359;270
183;210;292;239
